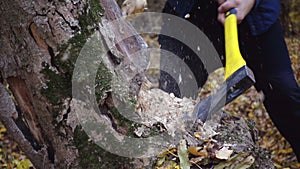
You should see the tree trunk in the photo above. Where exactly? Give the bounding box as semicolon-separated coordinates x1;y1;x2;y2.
0;0;148;168
280;0;294;36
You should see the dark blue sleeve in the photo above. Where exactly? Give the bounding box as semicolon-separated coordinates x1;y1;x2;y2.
252;0;261;10
246;0;281;36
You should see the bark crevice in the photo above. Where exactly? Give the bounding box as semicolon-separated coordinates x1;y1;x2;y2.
0;83;54;168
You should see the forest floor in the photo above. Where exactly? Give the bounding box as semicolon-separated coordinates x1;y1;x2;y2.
0;36;299;168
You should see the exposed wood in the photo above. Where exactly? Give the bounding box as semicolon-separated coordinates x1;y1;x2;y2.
0;83;54;169
7;77;45;146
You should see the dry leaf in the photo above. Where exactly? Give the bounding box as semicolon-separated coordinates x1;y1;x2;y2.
214;153;255;169
178;140;190;169
189;157;205;164
188;146;208;157
215;147;233;160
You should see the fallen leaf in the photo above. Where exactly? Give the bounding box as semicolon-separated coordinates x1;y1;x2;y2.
156;156;166;167
194;132;201;139
189;157;205;164
214;153;255;169
188;147;208;157
235;155;255;169
215;147;233;160
178;140;190;169
156;160;178;169
17;159;33;169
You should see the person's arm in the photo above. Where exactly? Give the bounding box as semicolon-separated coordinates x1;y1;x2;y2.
251;0;261;11
217;0;256;24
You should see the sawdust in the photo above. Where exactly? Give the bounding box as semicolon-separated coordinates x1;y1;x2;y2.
135;78;196;137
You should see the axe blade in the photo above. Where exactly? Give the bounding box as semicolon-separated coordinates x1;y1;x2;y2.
195;65;255;122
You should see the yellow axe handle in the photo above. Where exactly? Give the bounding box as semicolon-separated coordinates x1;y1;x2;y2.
224;9;246;80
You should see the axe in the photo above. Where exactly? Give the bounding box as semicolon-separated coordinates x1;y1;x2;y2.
194;9;255;122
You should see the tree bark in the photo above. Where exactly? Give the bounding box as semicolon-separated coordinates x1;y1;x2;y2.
280;0;294;36
0;0;148;168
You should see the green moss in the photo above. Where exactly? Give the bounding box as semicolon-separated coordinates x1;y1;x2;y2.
41;62;72;105
95;64;112;102
74;126;133;169
74;126;101;168
41;0;107;108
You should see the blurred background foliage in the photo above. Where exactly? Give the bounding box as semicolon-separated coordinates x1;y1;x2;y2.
280;0;300;36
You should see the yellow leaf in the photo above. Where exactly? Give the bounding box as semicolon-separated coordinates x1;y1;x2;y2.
0;127;6;133
17;159;33;169
291;163;300;168
156;161;178;169
248;112;254;118
158;148;177;157
188;147;208;157
174;166;180;169
277;148;293;154
194;132;201;139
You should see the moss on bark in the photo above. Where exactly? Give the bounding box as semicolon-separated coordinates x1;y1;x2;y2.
41;0;106;111
74;126;133;169
40;1;139;168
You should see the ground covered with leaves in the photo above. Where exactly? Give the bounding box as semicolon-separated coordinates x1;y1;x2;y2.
0;36;299;168
230;37;300;168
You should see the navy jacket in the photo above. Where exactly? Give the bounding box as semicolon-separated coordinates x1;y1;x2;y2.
167;0;281;36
